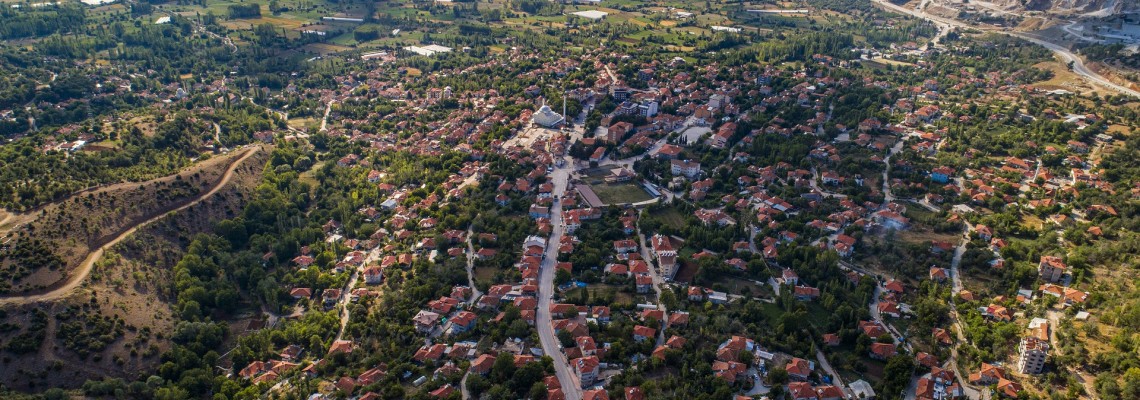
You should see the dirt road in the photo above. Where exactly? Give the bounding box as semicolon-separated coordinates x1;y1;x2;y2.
0;146;263;306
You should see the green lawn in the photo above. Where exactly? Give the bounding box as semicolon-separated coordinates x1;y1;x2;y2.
562;284;635;305
589;182;654;205
650;205;687;230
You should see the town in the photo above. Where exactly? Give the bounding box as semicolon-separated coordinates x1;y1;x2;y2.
1;0;1140;399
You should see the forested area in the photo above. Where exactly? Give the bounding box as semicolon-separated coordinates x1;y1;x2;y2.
0;6;86;39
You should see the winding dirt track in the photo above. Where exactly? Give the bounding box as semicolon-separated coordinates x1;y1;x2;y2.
0;146;262;306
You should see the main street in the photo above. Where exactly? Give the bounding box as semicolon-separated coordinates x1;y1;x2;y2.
535;153;583;400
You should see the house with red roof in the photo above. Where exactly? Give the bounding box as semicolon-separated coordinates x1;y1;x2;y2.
633;325;656;342
429;384;456;398
328;339;355;355
815;385;844;400
788;381;819;400
450;311;477;333
583;388;609;400
786;357;813;381
870;342;897;360
470;354;496;375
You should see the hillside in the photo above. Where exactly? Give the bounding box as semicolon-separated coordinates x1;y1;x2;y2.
0;146;268;391
991;0;1126;14
0;147;262;295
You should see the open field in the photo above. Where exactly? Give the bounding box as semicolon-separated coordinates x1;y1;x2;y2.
588;182;654;205
1031;60;1116;97
710;275;771;298
650;205;688;230
288;117;320;131
562;284;635;305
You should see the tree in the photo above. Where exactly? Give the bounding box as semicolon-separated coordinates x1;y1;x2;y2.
880;355;915;399
466;373;490;396
557;329;574;348
555;268;572;286
768;367;789;385
490;353;516;383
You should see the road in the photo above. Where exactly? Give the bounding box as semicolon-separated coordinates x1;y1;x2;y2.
881;139;905;204
944;220;984;400
464;228;484;305
949;222;972;295
535;155;583;400
0;146;263;305
635;230;669;346
334;268;360;342
320;101;335;132
602;64;618;85
461;371;472;400
816;349;854;398
809;167;849;199
869;0;1140;98
868;284;913;353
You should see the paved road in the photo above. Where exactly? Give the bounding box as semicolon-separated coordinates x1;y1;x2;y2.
464;228;484;305
816;349;854;398
461;371;472;400
334;268;360;341
320;101;335;132
949;222;973;295
0;146;263;305
945;221;984;400
870;0;1140;98
881;139;905;204
809;167;849;199
868;284;913;353
635;230;668;346
535;155;583;400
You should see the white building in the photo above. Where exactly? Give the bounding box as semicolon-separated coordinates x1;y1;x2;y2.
571;10;608;20
533;104;565;128
1017;337;1049;374
670;159;701;179
638;101;659;117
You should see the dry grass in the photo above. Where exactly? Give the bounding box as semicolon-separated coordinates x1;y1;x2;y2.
1031;60;1115;97
222;15;308;30
898;229;959;245
0;148;269;391
1107;124;1133;136
288;117;320;131
2;149;257;293
302;43;353;55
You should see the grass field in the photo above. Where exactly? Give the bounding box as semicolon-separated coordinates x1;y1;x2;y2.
650;205;687;230
562;284;635;305
711;275;771;298
287;117;319;131
589;182;654;205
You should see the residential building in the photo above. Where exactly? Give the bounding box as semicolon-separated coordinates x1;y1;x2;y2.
572;356;600;386
670;159;701;179
1038;255;1066;282
1017;337;1049;374
651;234;678;280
